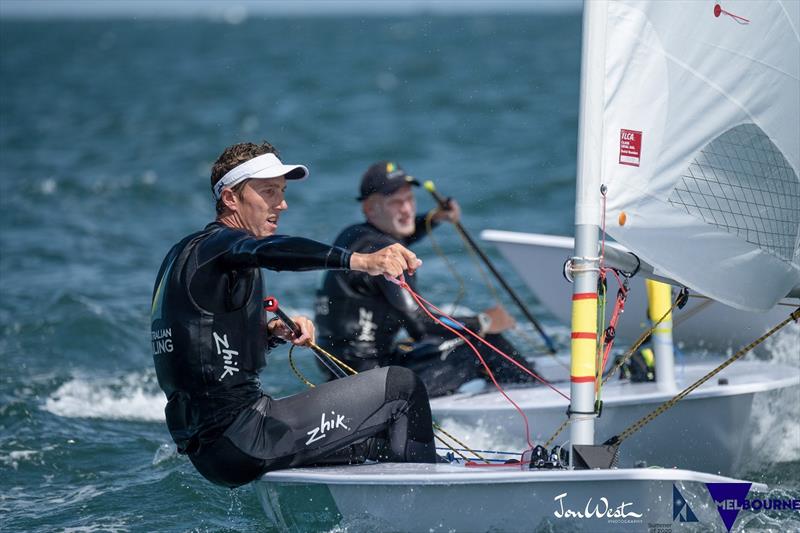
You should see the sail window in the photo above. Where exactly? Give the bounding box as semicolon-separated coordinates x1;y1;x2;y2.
668;123;800;263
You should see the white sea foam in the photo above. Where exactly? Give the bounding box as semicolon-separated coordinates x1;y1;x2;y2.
48;485;102;506
40;177;57;194
748;322;800;464
152;443;178;465
761;319;800;368
0;450;41;470
140;169;158;185
44;372;166;422
58;519;128;533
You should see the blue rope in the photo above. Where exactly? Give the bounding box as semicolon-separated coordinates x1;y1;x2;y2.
435;446;522;456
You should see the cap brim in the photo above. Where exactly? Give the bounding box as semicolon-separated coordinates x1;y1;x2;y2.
250;163;309;181
382;176;420;194
356;176;419;201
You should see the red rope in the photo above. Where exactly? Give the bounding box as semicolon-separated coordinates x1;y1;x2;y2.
600;281;628;376
385;276;578;462
394;278;536;451
393;277;570;402
596;188;631;383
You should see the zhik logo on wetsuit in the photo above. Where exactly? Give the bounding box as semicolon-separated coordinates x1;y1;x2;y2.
212;331;240;381
357;308;377;342
305;410;350;445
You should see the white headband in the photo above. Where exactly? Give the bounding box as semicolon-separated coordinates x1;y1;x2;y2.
213;152;309;200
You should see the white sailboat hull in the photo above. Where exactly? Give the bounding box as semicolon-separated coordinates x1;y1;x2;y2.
431;359;800;475
480;230;797;351
255;463;767;532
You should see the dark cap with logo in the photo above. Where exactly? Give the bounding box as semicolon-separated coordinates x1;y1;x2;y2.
356;161;420;201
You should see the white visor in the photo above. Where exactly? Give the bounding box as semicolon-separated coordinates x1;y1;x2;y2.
213;152;308;200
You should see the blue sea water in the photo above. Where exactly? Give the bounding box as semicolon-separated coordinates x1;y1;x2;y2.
1;11;798;533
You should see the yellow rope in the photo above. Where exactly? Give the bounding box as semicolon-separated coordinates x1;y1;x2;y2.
432;422;488;463
434;433;471;462
614;307;800;444
602;293;684;385
307;342;359;375
288;344;316;387
424;208;467;309
288;339;488;461
543;418;571;450
542;291;686;447
542;414;596;450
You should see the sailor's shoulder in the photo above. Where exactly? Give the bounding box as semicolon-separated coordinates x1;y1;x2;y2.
202;222;247;239
197;223;250;249
336;223;395;251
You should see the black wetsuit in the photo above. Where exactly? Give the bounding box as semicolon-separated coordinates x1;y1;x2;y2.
151;222;436;488
315;219;538;397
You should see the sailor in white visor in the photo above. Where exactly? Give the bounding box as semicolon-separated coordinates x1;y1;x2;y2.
212;151;308;201
151;141;438;489
212;149;309;238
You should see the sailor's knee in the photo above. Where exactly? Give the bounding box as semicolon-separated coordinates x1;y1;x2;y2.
384;366;428;402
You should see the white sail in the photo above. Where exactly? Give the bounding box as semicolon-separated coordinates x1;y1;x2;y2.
589;0;800;311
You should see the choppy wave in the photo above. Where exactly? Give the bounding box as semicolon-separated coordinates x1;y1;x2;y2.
762;320;800;368
0;449;42;470
59;522;129;533
749;323;800;464
151;443;178;465
43;372;165;422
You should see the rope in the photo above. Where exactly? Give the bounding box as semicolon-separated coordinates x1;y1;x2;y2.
595;276;607;399
287;336;487;461
399;280;536;450
436;447;522;456
542;414;595;449
433;434;471;462
449;213;566;364
396;277;570;400
433;422;488;463
307;342;359;376
543;418;571;450
541;290;684;448
612;307;800;445
424;208;467;309
288;344;315;387
425;207;563;364
596;189;631;381
673;297;714;326
600;277;629;380
601;292;683;386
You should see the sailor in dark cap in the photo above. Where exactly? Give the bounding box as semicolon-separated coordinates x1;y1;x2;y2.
315;161;538;397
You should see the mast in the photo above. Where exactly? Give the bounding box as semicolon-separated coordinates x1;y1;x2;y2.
569;0;608;452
